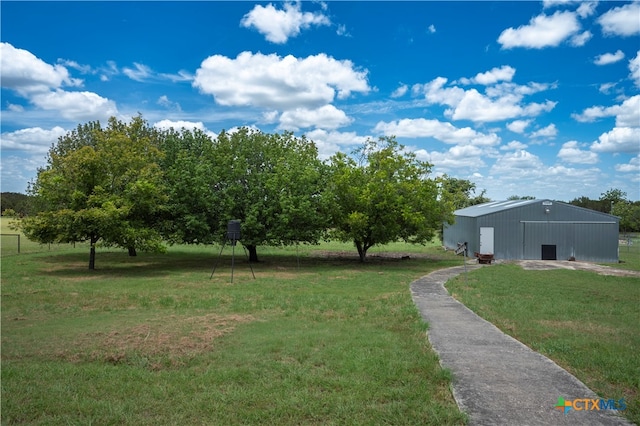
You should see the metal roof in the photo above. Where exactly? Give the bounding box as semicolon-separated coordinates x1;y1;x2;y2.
454;199;548;217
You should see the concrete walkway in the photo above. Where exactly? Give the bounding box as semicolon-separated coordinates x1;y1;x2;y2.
410;265;633;426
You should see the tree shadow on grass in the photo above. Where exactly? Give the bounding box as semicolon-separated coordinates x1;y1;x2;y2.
37;250;216;279
35;245;459;280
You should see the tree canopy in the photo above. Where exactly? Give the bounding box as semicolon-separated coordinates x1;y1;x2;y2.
21;116;167;269
210;128;330;262
438;175;490;210
158;127;221;245
327;136;451;262
21;115;635;270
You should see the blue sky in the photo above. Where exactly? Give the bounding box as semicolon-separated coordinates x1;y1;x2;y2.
1;1;639;201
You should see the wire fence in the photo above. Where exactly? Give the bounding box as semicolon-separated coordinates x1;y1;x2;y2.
1;218;72;256
619;233;639;254
0;233;21;254
1;232;83;257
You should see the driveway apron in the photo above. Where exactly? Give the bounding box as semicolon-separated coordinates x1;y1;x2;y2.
410;265;632;426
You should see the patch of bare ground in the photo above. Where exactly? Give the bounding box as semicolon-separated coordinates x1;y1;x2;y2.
58;313;254;369
40;263;104;280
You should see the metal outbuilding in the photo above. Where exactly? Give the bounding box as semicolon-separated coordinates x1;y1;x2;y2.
443;199;619;263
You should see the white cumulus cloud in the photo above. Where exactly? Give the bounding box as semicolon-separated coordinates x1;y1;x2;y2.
614;155;640;173
501;140;528;151
0;42;81;95
0;126;68;155
0;43;118;122
530;124;558;139
492;150;544;172
391;84;408;98
507;119;531;134
591;127;640;154
413;74;556;123
450;89;556;123
241;2;330;44
573;95;640;127
498;10;581;49
193;51;370;111
569;30;592;47
557;141;598;164
629;51;640;88
416;145;487;171
597;2;640;37
373;118;500;146
30;90;118;121
278;105;352;131
594;50;625;65
459;66;516;86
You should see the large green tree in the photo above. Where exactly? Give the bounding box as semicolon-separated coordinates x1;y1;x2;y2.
437;175;490;210
211;128;330;262
327;136;451;262
600;188;627;213
21;116;167;269
613;201;640;233
158;127;220;245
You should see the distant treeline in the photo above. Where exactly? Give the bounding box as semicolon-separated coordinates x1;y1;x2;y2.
569;196;628;214
0;192;33;216
568;190;640;233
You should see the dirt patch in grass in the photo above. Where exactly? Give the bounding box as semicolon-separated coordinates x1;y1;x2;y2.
60;313;255;368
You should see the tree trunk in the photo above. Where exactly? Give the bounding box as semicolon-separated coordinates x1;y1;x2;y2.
128;246;137;257
246;244;259;263
89;236;98;270
355;241;367;263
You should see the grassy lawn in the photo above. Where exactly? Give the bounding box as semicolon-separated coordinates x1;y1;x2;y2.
615;233;640;270
446;263;640;425
1;218;88;256
3;215;638;424
1;238;467;425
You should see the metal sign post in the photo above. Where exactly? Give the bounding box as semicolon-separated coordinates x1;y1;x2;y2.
455;242;468;282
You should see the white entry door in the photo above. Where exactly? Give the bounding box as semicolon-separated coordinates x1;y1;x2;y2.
480;227;494;254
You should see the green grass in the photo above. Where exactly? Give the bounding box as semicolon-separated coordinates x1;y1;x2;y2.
1;218;90;257
1;240;466;425
615;233;640;270
4;216;638;424
446;264;640;425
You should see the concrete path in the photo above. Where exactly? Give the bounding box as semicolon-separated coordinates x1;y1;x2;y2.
410;265;633;426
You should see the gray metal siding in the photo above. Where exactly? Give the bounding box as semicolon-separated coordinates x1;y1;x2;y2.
443;216;477;252
572;223;618;262
523;222;618;262
445;200;619;262
523;222;573;259
477;208;526;259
